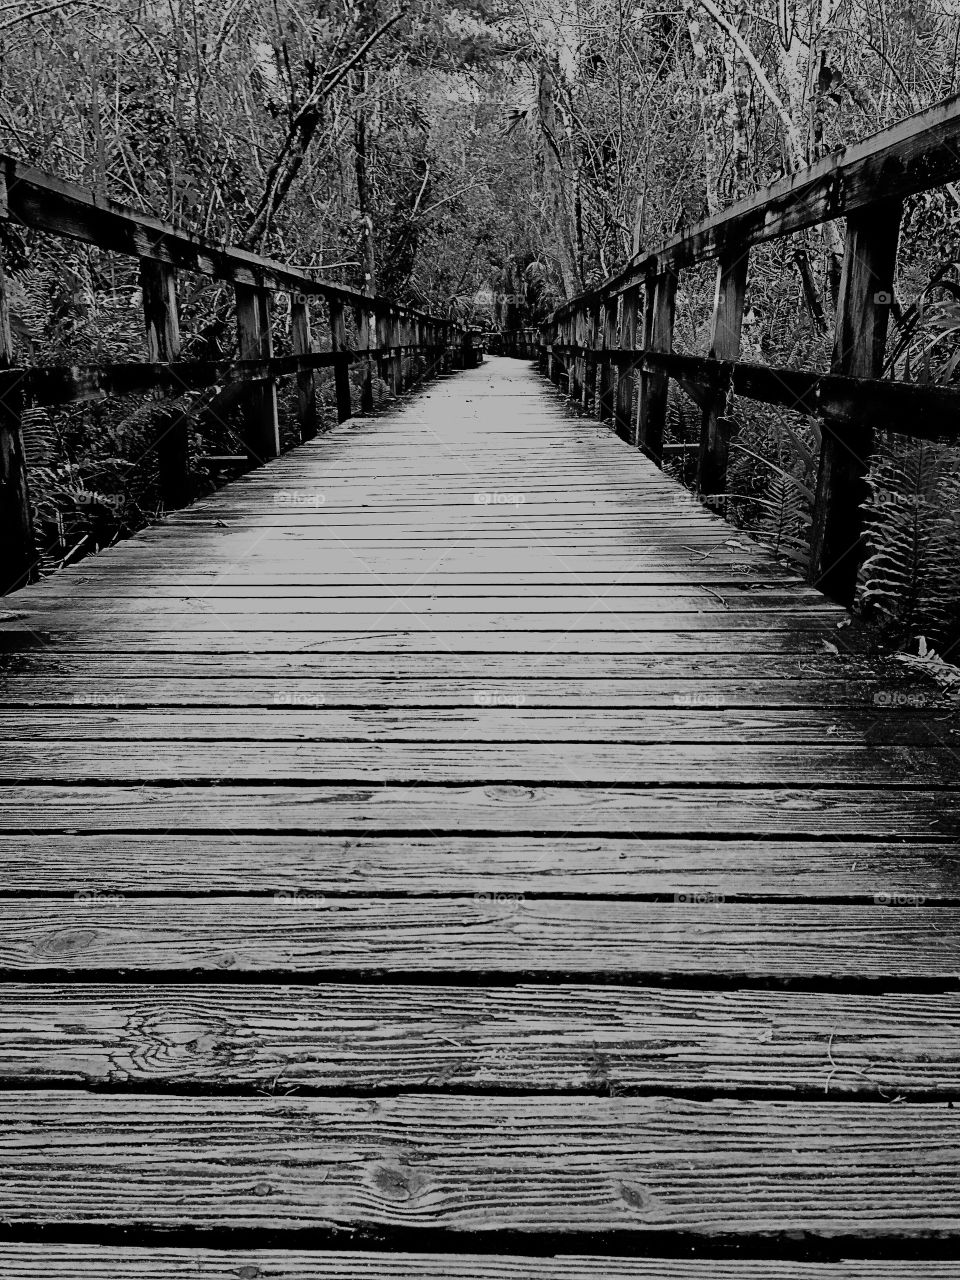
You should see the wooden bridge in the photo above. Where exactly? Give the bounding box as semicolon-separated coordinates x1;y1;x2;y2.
2;97;960;1280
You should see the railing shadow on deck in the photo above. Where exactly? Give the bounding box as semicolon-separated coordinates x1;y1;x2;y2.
504;94;960;606
0;156;475;595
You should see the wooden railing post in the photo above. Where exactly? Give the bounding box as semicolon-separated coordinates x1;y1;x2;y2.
614;286;639;442
582;299;600;413
234;282;280;461
389;311;401;393
141;258;190;508
400;311;411;390
358;305;375;413
569;308;583;401
0;248;36;594
328;298;352;424
696;246;749;495
597;296;618;423
810;200;902;603
291;295;319;440
393;310;403;392
637;269;677;464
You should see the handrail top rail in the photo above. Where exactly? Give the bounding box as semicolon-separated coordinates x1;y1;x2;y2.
551;90;960;321
0;153;450;325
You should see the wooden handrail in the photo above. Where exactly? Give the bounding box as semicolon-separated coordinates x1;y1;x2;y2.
551;90;960;316
1;154;436;318
540;93;960;604
0;156;470;594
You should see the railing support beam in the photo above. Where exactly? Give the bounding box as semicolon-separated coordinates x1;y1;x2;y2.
0;246;35;594
614;287;640;442
141;259;190;509
327;299;352;425
291;296;319;440
637;269;677;464
235;283;280;462
809;199;902;604
697;245;749;496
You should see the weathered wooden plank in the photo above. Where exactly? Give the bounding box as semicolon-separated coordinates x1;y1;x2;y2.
0;652;880;680
1;1092;959;1235
0;1247;954;1280
0;611;843;634
4;983;960;1095
0;679;906;711
1;899;958;979
2;708;948;744
1;834;954;898
0;740;954;785
3;588;838;614
0;784;952;837
0;631;832;654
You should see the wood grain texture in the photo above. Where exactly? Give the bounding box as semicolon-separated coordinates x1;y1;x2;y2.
0;677;932;710
0;783;954;836
1;1092;959;1236
4;982;959;1095
2;834;956;898
1;899;957;979
0;740;954;784
0;1249;957;1280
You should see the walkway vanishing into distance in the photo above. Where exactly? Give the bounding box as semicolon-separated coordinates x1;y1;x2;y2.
0;355;959;1278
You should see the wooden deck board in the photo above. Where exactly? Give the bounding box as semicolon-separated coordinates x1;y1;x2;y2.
1;1092;959;1237
4;983;960;1096
0;1249;957;1280
2;898;958;980
0;358;957;1270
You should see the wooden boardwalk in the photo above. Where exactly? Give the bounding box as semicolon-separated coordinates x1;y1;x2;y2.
0;355;959;1277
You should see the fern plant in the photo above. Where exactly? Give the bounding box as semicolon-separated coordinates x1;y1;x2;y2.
860;438;960;647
